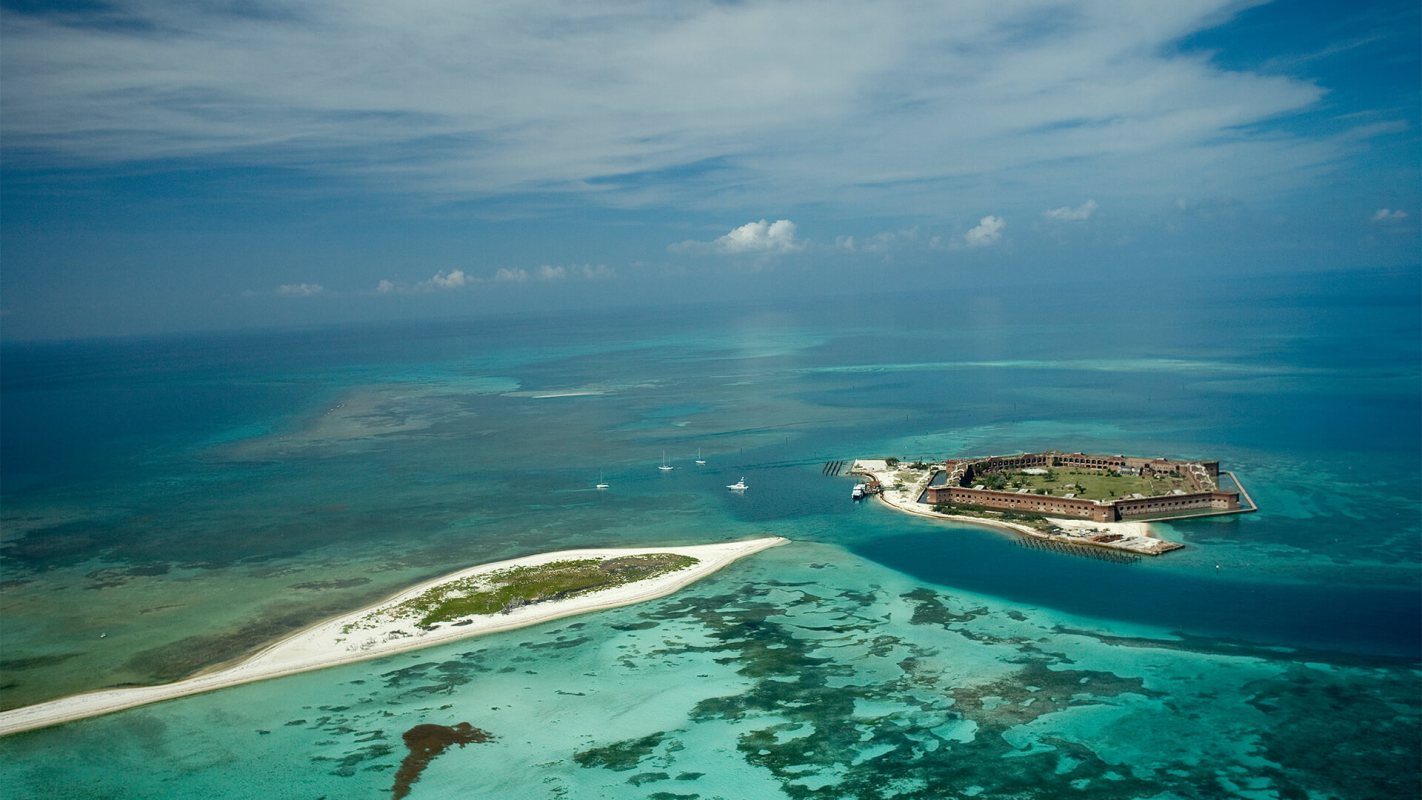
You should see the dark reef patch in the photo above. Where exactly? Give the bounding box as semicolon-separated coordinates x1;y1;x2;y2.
1243;665;1422;799
949;659;1159;733
1;520;109;571
84;562;172;589
609;620;660;631
0;652;80;671
575;731;668;771
288;577;372;591
391;722;492;800
519;635;592;651
902;587;987;626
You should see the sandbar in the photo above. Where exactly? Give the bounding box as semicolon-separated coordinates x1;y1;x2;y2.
0;537;788;736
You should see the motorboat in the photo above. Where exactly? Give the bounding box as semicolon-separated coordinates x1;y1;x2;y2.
727;477;748;491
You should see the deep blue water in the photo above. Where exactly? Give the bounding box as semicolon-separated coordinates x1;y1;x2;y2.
854;529;1422;659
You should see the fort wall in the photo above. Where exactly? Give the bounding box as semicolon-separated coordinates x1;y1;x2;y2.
925;485;1116;522
927;450;1241;523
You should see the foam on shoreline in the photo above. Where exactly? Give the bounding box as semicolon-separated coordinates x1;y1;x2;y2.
0;537;788;736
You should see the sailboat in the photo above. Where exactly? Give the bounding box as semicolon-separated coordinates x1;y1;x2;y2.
659;451;674;472
727;476;748;492
695;448;706;466
595;472;609;490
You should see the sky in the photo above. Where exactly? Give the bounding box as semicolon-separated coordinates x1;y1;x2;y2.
1;0;1418;340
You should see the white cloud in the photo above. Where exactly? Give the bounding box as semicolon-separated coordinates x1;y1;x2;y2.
835;227;940;262
277;283;323;296
1372;208;1409;222
964;216;1006;248
672;219;803;255
376;269;476;293
727;219;802;253
3;1;1390;228
428;269;467;289
374;264;612;293
533;263;613;280
1043;199;1098;221
0;1;1364;218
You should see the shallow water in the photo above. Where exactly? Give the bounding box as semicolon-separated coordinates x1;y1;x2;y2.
2;270;1418;797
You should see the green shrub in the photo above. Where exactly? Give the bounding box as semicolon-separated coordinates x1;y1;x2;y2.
382;554;699;629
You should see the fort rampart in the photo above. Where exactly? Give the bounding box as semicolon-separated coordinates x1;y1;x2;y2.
923;450;1242;523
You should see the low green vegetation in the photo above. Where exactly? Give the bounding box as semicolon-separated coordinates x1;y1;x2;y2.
932;502;1058;532
978;468;1193;501
380;553;699;629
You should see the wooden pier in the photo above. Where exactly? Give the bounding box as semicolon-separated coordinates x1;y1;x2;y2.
1016;535;1141;564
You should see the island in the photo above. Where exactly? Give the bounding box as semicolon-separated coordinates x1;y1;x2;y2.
852;450;1255;556
0;537;788;736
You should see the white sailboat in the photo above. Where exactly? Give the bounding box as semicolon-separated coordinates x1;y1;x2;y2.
659;451;674;471
727;476;748;492
596;472;609;490
695;448;706;466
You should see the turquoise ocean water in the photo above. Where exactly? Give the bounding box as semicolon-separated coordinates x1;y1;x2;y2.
2;269;1418;798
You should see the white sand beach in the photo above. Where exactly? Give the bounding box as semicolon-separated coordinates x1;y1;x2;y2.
0;537;788;736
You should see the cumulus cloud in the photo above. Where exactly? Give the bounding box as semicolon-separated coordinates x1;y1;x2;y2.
376;270;477;293
375;264;612;294
528;264;612;280
723;219;802;253
672;219;803;255
428;269;467;289
1043;199;1098;221
577;264;614;280
1372;208;1409;222
835;227;944;261
277;283;323;296
964;216;1006;248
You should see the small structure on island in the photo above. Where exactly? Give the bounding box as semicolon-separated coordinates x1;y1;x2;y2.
923;450;1251;523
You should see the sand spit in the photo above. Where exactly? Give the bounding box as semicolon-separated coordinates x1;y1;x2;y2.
0;537;788;736
851;459;1180;555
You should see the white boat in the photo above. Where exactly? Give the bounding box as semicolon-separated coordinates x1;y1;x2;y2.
659;451;674;472
695;448;706;466
596;472;609;490
727;476;748;491
852;483;865;500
